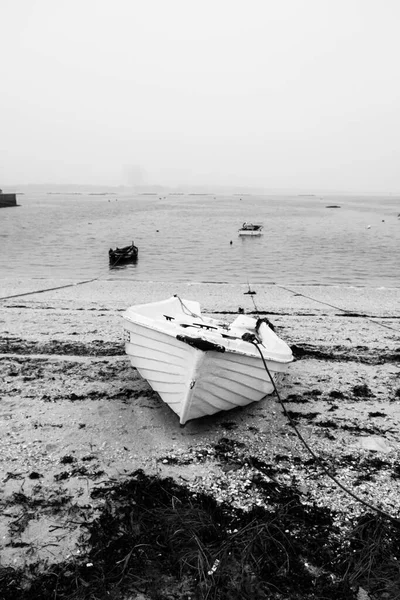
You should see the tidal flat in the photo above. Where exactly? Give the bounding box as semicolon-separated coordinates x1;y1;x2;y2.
0;280;399;599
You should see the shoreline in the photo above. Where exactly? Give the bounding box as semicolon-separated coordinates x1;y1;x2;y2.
1;277;399;311
1;280;400;598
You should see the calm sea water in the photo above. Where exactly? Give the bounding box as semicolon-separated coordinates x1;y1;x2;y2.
1;192;399;287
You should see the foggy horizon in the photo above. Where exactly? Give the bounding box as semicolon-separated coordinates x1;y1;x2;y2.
4;182;400;197
1;0;400;194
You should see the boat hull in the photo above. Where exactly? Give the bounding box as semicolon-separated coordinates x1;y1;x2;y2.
238;223;263;236
109;253;138;266
238;230;263;236
123;296;292;425
109;244;138;266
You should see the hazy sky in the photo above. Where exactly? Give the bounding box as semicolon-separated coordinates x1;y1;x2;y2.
1;0;400;191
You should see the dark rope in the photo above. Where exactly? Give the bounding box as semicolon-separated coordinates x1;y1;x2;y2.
272;282;399;333
0;243;136;302
0;277;100;301
174;294;204;320
0;241;139;303
250;340;400;528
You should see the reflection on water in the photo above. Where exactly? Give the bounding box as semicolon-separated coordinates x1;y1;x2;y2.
109;261;138;273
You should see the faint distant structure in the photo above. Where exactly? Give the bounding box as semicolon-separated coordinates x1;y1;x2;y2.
123;165;146;187
0;188;17;207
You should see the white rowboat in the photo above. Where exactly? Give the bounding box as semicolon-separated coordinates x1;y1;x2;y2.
238;222;263;236
123;296;293;425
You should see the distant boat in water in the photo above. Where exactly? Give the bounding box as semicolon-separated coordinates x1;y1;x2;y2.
109;242;138;267
238;222;263;236
1;192;397;287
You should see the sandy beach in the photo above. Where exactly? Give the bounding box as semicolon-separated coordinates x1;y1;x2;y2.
0;279;399;598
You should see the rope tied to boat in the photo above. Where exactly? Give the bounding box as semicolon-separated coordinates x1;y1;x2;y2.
0;277;100;301
174;294;204;320
255;316;276;332
250;339;400;528
241;319;276;345
272;283;399;333
176;334;225;353
241;332;259;344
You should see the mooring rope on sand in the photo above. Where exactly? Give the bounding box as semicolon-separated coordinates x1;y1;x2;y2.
236;249;400;524
2;276;398;335
271;282;399;333
0;240;139;302
250;339;400;528
0;277;101;301
237;231;398;332
1;252;398;522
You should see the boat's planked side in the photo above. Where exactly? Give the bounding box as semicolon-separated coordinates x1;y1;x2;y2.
124;325;202;419
125;317;291;365
182;351;277;422
123;296;293;424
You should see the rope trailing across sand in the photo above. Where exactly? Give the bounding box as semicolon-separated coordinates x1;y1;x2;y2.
238;230;398;333
0;277;100;301
251;339;400;528
0;274;398;334
272;282;399;333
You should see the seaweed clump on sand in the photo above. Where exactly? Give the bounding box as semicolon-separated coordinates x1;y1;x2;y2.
1;470;400;599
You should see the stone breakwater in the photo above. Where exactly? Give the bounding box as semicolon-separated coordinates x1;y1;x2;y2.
0;192;17;207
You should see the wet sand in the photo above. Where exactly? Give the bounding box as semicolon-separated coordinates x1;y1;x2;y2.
0;279;399;597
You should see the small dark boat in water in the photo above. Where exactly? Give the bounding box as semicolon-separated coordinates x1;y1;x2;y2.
109;242;138;266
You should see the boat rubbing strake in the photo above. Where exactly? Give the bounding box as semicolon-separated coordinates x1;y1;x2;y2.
123;296;293;424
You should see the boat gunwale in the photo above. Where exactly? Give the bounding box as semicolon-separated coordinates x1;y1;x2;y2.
123;314;292;364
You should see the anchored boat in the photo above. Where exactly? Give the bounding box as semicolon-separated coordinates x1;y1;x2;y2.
238;222;263;236
109;242;138;266
123;296;292;424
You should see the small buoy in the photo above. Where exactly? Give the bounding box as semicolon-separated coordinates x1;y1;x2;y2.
367;225;371;229
156;229;159;232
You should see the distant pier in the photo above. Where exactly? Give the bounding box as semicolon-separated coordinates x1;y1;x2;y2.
0;192;17;207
